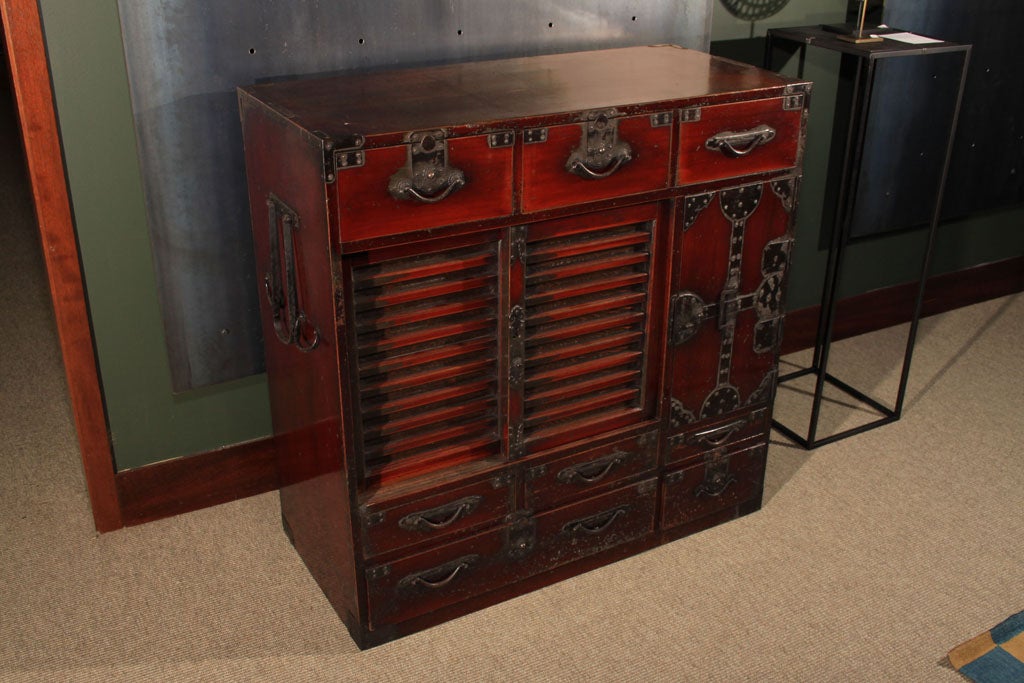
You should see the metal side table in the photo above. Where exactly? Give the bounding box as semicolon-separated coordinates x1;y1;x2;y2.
764;25;970;448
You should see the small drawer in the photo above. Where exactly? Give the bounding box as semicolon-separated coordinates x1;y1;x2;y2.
336;131;513;243
360;474;513;557
365;523;512;629
521;111;672;213
529;478;658;572
678;97;802;185
667;407;768;465
661;442;766;529
524;432;658;511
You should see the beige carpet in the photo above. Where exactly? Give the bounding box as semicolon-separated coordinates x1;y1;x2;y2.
3;82;1024;680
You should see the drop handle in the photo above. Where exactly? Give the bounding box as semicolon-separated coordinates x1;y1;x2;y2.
556;450;628;485
705;124;776;158
397;555;478;591
398;495;483;532
562;505;629;536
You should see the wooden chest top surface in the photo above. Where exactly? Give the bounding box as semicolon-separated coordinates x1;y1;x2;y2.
239;45;804;141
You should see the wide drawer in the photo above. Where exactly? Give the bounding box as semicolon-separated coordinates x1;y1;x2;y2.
336;131;513;243
365;479;657;629
667;407;768;466
360;473;514;558
521;111;672;213
524;431;658;511
678;97;802;185
661;442;767;529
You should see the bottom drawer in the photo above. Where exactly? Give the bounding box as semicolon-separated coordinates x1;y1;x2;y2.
365;479;658;629
661;443;766;529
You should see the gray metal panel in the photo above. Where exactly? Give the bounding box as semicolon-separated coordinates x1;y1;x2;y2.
116;0;712;391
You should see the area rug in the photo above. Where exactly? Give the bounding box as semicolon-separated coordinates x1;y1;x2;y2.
948;611;1024;682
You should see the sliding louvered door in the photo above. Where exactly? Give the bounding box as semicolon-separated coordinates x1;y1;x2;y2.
514;203;663;456
348;234;504;486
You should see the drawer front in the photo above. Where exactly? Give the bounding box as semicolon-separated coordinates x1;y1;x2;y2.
661;442;766;529
361;474;513;557
667;407;768;465
521;112;672;213
337;132;513;243
365;523;512;629
529;478;658;571
525;432;658;511
678;97;802;185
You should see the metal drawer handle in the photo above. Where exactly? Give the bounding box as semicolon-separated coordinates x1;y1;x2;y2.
562;505;629;536
567;152;631;179
264;195;319;352
705;124;776;158
397;495;483;532
397;172;466;203
694;471;736;498
397;555;478;591
388;131;467;204
556;450;628;485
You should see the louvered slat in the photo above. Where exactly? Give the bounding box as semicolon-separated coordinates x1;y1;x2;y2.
352;243;501;481
522;220;652;448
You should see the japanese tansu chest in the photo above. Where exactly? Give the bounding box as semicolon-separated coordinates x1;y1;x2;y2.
238;45;809;648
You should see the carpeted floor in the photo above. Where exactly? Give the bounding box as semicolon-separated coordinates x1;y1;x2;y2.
2;79;1023;681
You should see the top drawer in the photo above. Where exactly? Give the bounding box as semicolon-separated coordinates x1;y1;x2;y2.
336;131;514;243
521;110;673;213
678;97;802;185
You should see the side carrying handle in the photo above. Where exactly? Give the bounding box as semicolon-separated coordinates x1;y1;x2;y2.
705;124;776;158
264;195;320;352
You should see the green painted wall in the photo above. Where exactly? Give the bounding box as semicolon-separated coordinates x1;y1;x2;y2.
39;0;1021;470
40;0;271;470
710;0;1024;309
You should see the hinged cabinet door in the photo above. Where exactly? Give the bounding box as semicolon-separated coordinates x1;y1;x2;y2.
510;203;665;457
668;178;797;433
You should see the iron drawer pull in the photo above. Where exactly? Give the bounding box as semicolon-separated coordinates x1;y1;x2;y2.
264;195;320;352
688;418;748;447
567;153;630;179
562;505;629;536
694;471;736;498
556;450;628;485
397;555;478;591
398;175;466;204
397;495;483;532
705;124;776;158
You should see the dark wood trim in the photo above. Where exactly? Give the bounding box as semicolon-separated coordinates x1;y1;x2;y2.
1;0;122;531
116;437;279;526
783;255;1024;355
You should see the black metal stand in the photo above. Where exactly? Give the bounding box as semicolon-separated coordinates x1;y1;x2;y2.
763;26;971;449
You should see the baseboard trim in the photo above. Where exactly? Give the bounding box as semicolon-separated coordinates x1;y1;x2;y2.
112;256;1022;527
782;256;1024;355
116;437;278;526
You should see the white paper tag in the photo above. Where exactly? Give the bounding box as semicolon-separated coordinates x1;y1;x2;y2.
877;31;943;45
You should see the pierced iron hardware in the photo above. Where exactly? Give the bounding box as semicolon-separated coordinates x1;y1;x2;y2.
491;472;514;489
509;304;526;391
488;131;515;148
720;183;764;222
388;130;466;203
366;564;391;581
670;291;707;345
509;422;526;460
398;496;483;532
770;178;797;213
556;450;628;486
754;273;784;320
397;555;478;591
718;288;741;331
670;397;696;430
748;370;776;406
506;514;536;560
694;454;736;498
566;109;633;180
651;111;672;127
762;237;793;275
334;149;365;171
683;192;714;231
680;106;702;122
361;509;386;527
753;318;783;354
509;226;526;263
264;195;320;352
524;128;548;144
705;124;776;158
701;385;741;419
783;93;805;111
562;506;629;536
